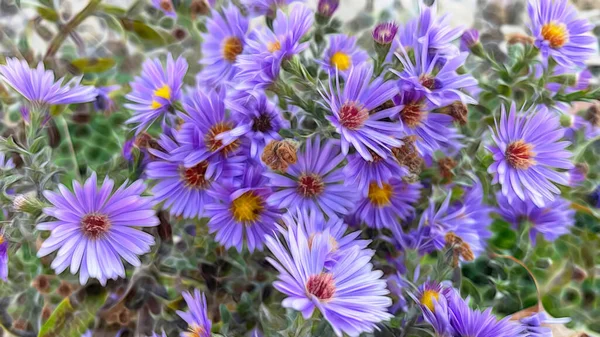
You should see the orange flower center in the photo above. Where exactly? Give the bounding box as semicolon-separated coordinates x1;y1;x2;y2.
506;140;535;169
541;22;568;48
222;36;243;62
181;161;210;189
205;122;240;156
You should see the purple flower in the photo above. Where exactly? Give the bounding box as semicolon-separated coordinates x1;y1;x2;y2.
521;312;570;337
265;137;357;218
176;289;212;337
488;103;573;207
568;164;587;187
243;0;305;17
0;230;8;281
125;54;188;132
318;34;369;76
265;222;392;337
416;6;463;55
205;165;280;252
317;0;339;18
496;193;574;245
38;173;159;285
373;22;399;45
94;85;120;113
0;153;15;170
222;90;288;158
198;5;248;87
0;57;96;108
414;281;456;337
352;178;422;230
460;28;480;52
151;0;176;17
528;0;596;68
322;64;402;161
343;152;408;195
150;332;167;337
448;295;524;337
236;3;313;89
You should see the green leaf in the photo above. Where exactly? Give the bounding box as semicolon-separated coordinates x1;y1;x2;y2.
37;6;59;22
70;58;116;73
119;18;164;44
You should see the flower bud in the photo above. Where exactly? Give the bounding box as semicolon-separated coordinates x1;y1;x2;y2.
261;139;298;172
317;0;339;22
442;101;468;125
13;194;45;216
585;103;600;127
392;136;423;178
460;28;480;52
438;157;457;181
373;22;398;60
32;275;51;293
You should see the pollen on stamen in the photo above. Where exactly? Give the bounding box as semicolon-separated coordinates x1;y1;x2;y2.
181;161;210;189
505;140;535;169
330;51;351;71
81;213;111;239
297;174;325;198
420;289;440;312
268;40;281;53
222;36;243;62
339;102;369;130
367;182;393;207
541;22;569;48
205;122;240;156
183;324;209;337
231;192;264;223
306;273;336;301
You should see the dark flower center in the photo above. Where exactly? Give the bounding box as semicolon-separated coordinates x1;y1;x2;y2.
252;113;273;133
182;161;210;189
297;174;325;198
81;213;111;239
205;122;240;156
306;273;335;300
506;140;535;169
222;36;244;62
419;75;441;90
339;102;369;130
400;103;425;128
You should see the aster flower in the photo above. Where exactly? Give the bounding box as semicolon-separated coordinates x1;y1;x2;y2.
527;0;596;68
198;5;248;87
318;34;369;76
205;165;280;252
152;0;176;17
373;22;399;45
94;85;120;114
236;3;313;89
393;40;477;107
265;137;357;218
317;0;339;18
265;222;392;337
393;90;463;160
343;152;408;195
496;193;574;245
448;295;524;337
221;90;288;158
488;103;573;207
416;6;463;56
37;173;159;285
125;54;188;132
352;178;422;230
322;64;402;161
460;28;480;52
176;289;212;337
0;153;15;170
0;230;8;281
242;0;304;17
521;312;570;337
0;57;96;108
413;281;455;337
146;134;244;219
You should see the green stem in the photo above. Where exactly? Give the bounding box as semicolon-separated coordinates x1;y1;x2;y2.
55;115;81;179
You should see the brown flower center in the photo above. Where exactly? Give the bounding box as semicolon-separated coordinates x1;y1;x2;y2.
222;36;243;62
505;140;535;169
339;102;369;130
400;103;425;128
306;273;335;300
182;161;210;189
297;174;325;198
205;122;240;156
81;213;111;239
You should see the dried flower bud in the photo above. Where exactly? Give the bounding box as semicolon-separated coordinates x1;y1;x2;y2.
445;233;474;266
42;305;53;321
190;0;210;18
392;136;423;177
12;319;28;330
458;242;475;262
506;33;535;46
172;27;187;41
32;275;51;293
572;264;588;282
261;139;298;172
438;157;457;181
442;101;468;125
57;280;74;297
585;103;600;127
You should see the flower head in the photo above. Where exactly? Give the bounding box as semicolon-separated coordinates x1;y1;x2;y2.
521;312;570;337
416;6;463;55
205;165;280;252
152;0;176;17
528;0;596;68
322;64;402;160
266;222;392;336
0;57;96;108
449;295;524;337
373;22;399;45
243;0;305;17
488;103;573;207
198;5;248;87
343;151;408;195
176;289;212;337
318;34;369;75
38;173;159;285
265;137;357;218
0;153;15;170
125;54;188;132
460;28;480;52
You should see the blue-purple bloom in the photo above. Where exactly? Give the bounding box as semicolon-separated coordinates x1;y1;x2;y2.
0;229;7;281
318;34;369;76
125;54;188;132
242;0;304;17
460;28;480;52
0;153;15;170
176;289;212;337
151;0;176;17
416;6;463;55
0;57;96;108
521;312;570;337
317;0;339;18
496;193;574;245
373;22;399;45
448;295;524;337
414;281;456;337
528;0;596;68
198;5;248;87
322;64;402;161
343;152;408;195
205;165;280;252
488;103;573;207
266;221;392;337
94;85;120;114
38;173;159;285
265;137;357;218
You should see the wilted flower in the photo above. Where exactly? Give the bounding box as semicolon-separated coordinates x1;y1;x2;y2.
261;139;298;172
176;289;212;337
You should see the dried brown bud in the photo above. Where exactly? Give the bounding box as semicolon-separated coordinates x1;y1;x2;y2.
575;162;589;176
41;305;53;321
458;242;475;262
445;233;475;266
444;232;462;247
134;133;163;159
57;281;74;297
442;101;468;125
438;157;457;181
261;139;298;172
585;103;600;127
160;0;174;12
392;136;423;177
506;33;534;45
369;100;395;115
572;265;588;282
32;275;51;293
12;319;28;330
191;0;210;18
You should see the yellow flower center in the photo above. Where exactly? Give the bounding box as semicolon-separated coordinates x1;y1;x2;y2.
231;192;264;223
541;22;568;48
151;100;163;109
222;36;243;62
268;40;281;53
330;51;351;71
0;235;4;245
184;324;208;337
367;182;393;207
150;84;171;109
420;290;440;312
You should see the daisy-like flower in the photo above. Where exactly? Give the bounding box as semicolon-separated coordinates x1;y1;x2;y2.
0;57;96;108
496;193;574;245
413;281;455;337
488;103;573;207
198;5;248;87
416;5;463;56
125;54;188;132
343;152;408;196
205;165;280;252
318;34;369;76
527;0;596;68
152;0;176;17
176;289;212;337
37;173;159;285
221;90;288;158
236;3;313;89
0;229;8;281
176;87;244;169
265;137;357;218
265;222;392;337
352;178;422;230
393;40;477;107
322;64;402;161
448;295;524;337
393;90;463;160
242;0;304;17
146;134;244;219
